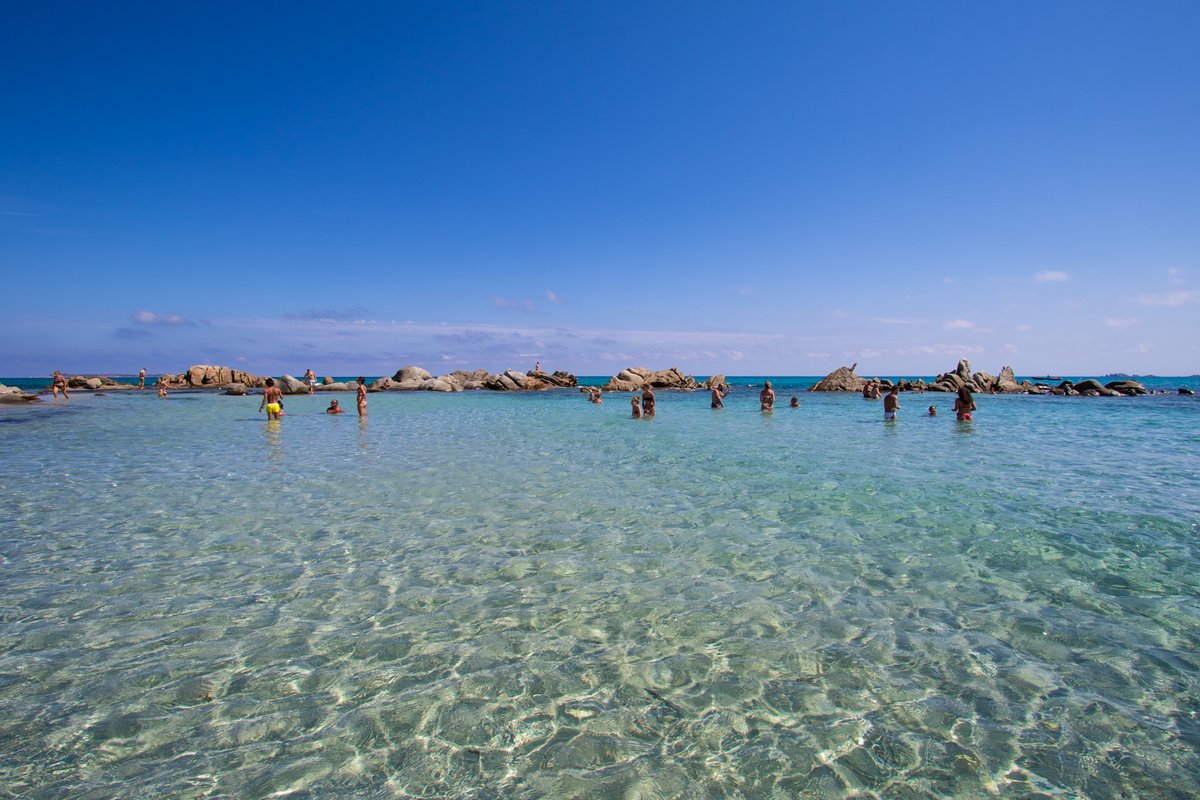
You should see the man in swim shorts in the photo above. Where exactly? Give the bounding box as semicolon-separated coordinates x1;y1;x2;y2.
326;399;343;414
884;385;900;420
138;368;146;390
305;368;316;396
259;378;283;420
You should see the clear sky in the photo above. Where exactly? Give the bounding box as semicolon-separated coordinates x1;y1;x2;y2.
3;1;1198;377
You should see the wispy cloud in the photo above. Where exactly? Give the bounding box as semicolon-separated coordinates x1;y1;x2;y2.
113;327;154;339
132;310;194;326
1105;317;1137;329
1034;271;1070;283
284;305;372;322
546;290;564;305
1137;290;1198;307
488;296;537;313
874;317;927;326
1168;268;1185;285
943;319;976;331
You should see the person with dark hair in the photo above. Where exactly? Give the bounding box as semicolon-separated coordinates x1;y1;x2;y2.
884;385;901;420
631;395;642;418
711;383;729;409
259;378;283;420
356;377;367;417
953;386;976;421
641;385;656;416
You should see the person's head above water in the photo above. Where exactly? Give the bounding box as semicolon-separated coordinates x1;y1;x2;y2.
265;378;275;387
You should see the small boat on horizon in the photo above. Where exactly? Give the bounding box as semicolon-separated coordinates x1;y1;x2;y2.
1030;375;1063;382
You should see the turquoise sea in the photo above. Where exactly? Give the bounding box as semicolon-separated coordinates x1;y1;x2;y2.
1;382;1198;798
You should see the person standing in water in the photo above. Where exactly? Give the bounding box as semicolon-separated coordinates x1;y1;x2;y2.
759;381;775;411
884;385;901;420
356;376;367;417
631;396;642;418
953;386;976;420
641;385;656;416
259;378;283;420
138;368;146;390
711;383;729;409
51;371;69;399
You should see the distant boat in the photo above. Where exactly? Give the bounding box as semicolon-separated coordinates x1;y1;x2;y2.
1031;376;1062;381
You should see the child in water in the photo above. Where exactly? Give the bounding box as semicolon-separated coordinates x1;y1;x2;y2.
631;396;642;418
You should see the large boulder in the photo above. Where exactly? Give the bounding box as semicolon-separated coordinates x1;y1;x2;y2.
0;384;38;403
368;377;397;391
810;365;866;392
1105;380;1147;396
421;378;456;392
315;382;353;392
703;374;728;391
278;374;307;394
997;366;1023;394
603;366;697;391
484;373;520;391
503;369;529;389
528;369;578;388
223;383;247;396
971;371;996;393
392;366;432;383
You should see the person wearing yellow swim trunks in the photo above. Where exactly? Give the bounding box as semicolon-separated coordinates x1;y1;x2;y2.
259;378;284;420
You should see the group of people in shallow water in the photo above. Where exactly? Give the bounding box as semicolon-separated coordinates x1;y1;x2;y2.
609;380;978;421
258;376;369;420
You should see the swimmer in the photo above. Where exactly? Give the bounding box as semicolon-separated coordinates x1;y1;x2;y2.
589;387;603;404
326;399;343;415
953;386;976;421
356;376;367;417
641;385;656;417
760;381;775;411
259;378;283;420
304;368;316;396
631;395;642;418
884;385;900;420
51;370;69;399
138;368;146;390
789;396;799;408
928;405;937;416
711;383;730;409
158;385;168;398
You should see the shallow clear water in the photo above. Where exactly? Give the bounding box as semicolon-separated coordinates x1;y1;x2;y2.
1;387;1198;799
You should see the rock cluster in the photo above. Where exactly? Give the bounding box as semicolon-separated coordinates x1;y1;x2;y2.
370;366;578;393
160;366;267;389
810;359;1149;397
601;367;699;392
62;375;137;390
0;384;39;403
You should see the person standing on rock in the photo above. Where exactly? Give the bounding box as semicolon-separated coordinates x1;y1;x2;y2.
953;386;976;421
304;368;316;396
51;371;69;399
259;378;283;420
138;368;146;390
760;381;775;411
884;385;901;420
642;385;656;416
356;377;367;417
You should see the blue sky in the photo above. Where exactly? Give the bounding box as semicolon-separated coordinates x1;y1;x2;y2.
3;1;1197;377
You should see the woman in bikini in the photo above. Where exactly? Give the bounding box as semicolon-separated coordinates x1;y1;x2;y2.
356;377;367;417
953;386;976;420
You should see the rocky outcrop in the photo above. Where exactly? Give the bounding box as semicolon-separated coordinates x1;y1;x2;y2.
809;365;867;392
0;384;38;403
996;366;1023;394
1105;380;1147;396
601;367;698;392
161;365;266;389
393;366;432;383
278;374;307;395
63;375;136;390
703;374;728;391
